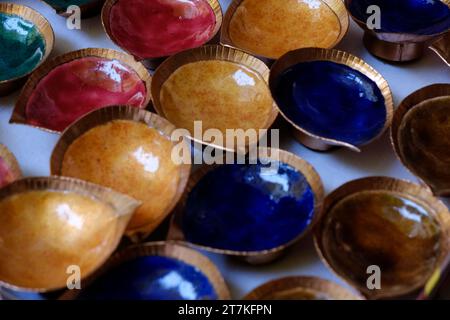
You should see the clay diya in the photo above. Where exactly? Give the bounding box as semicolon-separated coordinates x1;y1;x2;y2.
315;177;450;299
42;0;105;18
0;176;140;292
152;45;278;152
345;0;450;62
0;144;22;188
102;0;222;69
244;276;363;300
270;48;393;152
0;3;54;96
51;105;191;241
60;242;230;300
11;48;151;133
391;84;450;197
221;0;349;62
167;148;324;264
430;32;450;67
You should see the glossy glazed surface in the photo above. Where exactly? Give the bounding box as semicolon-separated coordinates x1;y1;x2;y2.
0;190;118;290
25;57;147;132
228;0;341;59
160;60;274;138
398;97;450;194
61;120;181;234
109;0;216;59
320;191;441;295
183;162;315;252
348;0;450;35
0;12;45;81
43;0;95;10
273;61;386;146
77;255;218;300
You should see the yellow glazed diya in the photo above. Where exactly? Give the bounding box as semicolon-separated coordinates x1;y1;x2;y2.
0;144;22;188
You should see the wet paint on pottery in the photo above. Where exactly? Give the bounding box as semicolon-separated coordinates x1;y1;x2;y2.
77;255;218;300
182;162;315;252
109;0;216;59
272;60;386;146
25;57;146;132
0;12;45;81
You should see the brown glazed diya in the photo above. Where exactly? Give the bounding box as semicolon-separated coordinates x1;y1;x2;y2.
51;105;191;241
0;3;54;96
60;242;230;300
152;45;278;152
430;32;450;67
167;148;324;265
391;84;450;197
0;144;22;188
221;0;349;62
315;177;450;299
41;0;105;18
11;48;151;133
0;176;140;292
102;0;223;69
244;276;363;300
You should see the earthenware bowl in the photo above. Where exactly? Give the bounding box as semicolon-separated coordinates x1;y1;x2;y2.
315;177;450;299
60;242;230;300
0;176;140;292
270;47;393;152
391;84;450;197
51;105;191;241
430;32;450;67
0;144;22;188
11;48;152;133
0;3;54;96
41;0;105;18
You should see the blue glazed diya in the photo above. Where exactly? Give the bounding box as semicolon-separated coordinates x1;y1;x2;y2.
42;0;105;18
269;48;393;152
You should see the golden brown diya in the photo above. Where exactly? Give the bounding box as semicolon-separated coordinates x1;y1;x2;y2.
0;3;54;96
391;84;450;197
152;45;278;152
51;105;191;241
221;0;349;61
0;176;140;292
0;144;22;188
244;276;363;300
315;177;450;299
41;0;105;18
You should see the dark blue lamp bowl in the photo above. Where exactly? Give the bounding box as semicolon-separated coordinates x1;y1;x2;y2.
345;0;450;62
41;0;105;18
167;148;324;265
60;242;230;300
269;48;393;152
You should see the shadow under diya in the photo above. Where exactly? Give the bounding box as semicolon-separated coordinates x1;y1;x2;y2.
11;48;152;133
391;84;450;197
41;0;105;18
0;144;22;189
0;3;54;96
269;48;393;152
60;242;230;300
167;148;324;265
0;176;139;293
345;0;450;62
315;177;450;299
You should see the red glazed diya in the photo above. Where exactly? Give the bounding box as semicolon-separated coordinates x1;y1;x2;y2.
11;48;152;133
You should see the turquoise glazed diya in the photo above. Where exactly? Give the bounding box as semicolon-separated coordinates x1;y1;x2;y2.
42;0;105;18
270;48;393;152
168;148;324;264
60;242;230;300
0;3;54;96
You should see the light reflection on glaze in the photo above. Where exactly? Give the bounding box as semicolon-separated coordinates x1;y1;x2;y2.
183;162;315;252
321;191;441;294
228;0;341;59
25;57;147;132
61;120;181;233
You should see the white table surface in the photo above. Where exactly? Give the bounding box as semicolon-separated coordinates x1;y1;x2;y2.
0;0;449;299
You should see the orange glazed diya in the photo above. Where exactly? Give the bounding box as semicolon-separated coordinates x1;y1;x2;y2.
0;144;21;188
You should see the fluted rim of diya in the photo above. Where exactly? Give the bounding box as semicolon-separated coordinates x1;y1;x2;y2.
430;32;450;67
391;83;450;197
10;48;152;134
151;44;279;153
59;241;231;300
0;3;55;96
314;176;450;299
0;144;22;185
50;105;191;239
269;47;394;152
220;0;349;62
0;176;141;293
244;276;364;300
167;147;325;265
101;0;223;66
40;0;106;18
